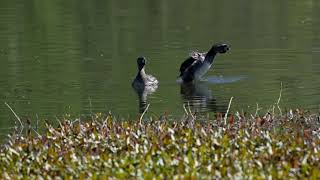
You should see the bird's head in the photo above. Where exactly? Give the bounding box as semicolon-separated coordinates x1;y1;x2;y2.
137;56;146;70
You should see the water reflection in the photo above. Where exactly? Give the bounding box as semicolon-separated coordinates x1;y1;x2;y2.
132;85;158;113
207;75;247;84
180;82;227;114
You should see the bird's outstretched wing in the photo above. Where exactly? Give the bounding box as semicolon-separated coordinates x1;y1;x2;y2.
179;52;205;77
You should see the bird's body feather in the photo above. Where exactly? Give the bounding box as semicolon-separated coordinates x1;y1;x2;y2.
178;44;229;83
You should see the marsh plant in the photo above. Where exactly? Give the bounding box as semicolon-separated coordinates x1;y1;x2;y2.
0;108;320;179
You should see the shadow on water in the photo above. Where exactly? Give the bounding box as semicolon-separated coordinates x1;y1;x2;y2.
180;82;228;114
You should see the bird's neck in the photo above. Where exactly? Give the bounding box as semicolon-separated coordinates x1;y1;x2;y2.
137;68;147;79
204;51;217;64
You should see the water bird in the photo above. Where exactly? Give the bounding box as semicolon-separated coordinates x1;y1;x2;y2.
178;43;229;83
132;56;159;113
132;56;159;89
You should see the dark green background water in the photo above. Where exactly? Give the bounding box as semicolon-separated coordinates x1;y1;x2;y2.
1;0;320;133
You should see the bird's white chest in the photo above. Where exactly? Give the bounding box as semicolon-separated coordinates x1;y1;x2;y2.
195;62;212;79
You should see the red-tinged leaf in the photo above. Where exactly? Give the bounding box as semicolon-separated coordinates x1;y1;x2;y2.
303;129;311;139
229;115;235;125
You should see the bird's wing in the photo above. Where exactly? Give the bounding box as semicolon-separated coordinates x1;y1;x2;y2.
181;60;203;82
146;75;158;85
179;51;206;77
185;60;203;75
179;57;196;77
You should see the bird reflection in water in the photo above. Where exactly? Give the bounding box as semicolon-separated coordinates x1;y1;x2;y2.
180;82;227;115
132;85;158;114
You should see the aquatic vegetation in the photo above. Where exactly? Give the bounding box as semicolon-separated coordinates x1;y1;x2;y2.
0;110;319;179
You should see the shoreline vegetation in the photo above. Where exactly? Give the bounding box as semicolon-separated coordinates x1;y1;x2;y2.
0;105;320;179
